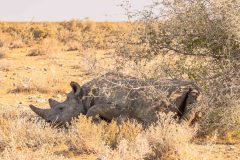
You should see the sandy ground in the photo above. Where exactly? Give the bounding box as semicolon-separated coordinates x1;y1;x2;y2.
0;48;239;159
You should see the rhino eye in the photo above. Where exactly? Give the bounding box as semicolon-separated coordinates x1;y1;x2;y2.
59;107;64;111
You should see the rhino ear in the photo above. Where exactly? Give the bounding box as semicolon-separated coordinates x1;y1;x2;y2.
70;81;83;97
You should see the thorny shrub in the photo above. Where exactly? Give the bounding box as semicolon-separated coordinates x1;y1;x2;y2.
117;0;240;140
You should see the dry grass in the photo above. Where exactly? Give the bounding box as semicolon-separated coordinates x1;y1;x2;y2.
0;48;7;59
27;49;45;57
9;70;66;94
199;100;240;143
0;51;5;59
9;39;24;49
0;59;10;72
0;32;14;49
65;40;82;51
27;38;62;57
10;85;65;94
0;20;239;159
0;21;132;52
0;107;203;160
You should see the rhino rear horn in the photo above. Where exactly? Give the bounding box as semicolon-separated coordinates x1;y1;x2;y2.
70;81;83;97
48;98;60;108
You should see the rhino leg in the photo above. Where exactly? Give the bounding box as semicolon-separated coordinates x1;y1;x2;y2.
86;104;123;123
180;88;201;124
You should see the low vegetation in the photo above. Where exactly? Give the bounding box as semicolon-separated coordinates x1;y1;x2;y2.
0;20;131;51
116;0;240;142
0;48;6;59
0;0;239;159
0;107;202;160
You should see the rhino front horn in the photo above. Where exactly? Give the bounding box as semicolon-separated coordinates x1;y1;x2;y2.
29;104;51;120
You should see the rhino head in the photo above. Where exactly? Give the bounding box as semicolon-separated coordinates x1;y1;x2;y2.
29;81;86;126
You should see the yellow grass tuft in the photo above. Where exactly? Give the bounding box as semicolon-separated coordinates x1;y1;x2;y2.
0;107;205;160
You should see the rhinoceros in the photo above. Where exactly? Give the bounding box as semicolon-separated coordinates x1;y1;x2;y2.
29;72;202;126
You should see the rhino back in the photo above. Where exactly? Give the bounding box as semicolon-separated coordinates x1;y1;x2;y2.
81;72;200;123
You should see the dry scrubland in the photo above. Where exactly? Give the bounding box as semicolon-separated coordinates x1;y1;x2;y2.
0;17;239;159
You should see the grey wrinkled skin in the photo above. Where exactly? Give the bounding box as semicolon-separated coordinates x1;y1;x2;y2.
29;72;202;126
